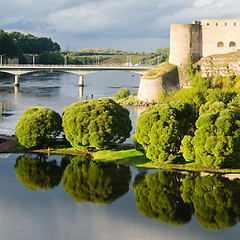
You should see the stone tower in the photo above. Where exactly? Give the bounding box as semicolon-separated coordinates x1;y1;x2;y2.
169;19;240;66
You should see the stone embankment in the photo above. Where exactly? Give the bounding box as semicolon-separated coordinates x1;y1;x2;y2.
195;51;240;77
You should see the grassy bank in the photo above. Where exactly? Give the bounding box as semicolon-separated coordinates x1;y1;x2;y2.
3;138;240;174
26;142;240;174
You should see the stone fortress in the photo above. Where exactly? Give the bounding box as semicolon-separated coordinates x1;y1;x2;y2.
169;19;240;66
138;19;240;102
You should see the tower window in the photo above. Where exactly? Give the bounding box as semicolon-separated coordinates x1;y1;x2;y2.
225;23;227;26
216;23;218;26
234;23;237;26
229;41;236;47
207;23;209;26
217;42;224;47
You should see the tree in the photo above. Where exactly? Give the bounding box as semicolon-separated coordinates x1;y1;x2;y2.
181;102;240;167
15;107;62;149
113;88;130;100
133;101;196;162
181;175;240;230
38;51;64;64
0;29;20;58
133;171;192;225
15;155;62;191
62;155;131;204
62;98;132;150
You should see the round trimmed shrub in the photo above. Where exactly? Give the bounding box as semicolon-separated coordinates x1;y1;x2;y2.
133;101;196;162
15;107;62;148
62;98;132;149
181;102;240;167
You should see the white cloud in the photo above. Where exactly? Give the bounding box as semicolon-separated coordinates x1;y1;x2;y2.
0;0;240;51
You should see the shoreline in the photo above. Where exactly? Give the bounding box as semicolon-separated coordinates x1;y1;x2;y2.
2;137;240;174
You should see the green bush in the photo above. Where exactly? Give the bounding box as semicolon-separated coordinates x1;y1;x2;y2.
62;98;132;150
15;107;62;149
114;88;130;100
133;101;196;162
181;102;240;167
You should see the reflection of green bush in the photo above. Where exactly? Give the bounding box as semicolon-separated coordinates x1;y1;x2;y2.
133;171;192;225
15;155;62;191
62;155;131;204
181;175;240;230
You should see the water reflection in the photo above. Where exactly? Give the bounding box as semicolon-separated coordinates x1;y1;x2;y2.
62;155;131;204
14;154;64;191
133;171;192;225
0;102;15;120
133;170;240;231
181;175;240;230
11;152;240;232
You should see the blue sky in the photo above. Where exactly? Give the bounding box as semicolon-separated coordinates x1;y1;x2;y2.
0;0;239;52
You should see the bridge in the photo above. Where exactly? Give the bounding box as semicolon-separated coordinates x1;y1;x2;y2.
0;64;154;87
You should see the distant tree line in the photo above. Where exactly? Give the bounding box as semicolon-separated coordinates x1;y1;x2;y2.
0;29;61;64
62;47;170;65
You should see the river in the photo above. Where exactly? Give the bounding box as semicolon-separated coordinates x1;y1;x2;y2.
0;71;240;240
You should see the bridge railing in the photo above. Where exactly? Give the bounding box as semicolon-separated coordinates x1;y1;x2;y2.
0;63;155;68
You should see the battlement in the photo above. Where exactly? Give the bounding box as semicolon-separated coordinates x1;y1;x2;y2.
169;19;240;66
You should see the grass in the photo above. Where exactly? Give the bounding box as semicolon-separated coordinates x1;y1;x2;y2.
7;138;240;174
143;61;177;80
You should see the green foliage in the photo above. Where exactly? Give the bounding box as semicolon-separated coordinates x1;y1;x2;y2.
14;154;62;190
0;29;20;58
113;88;131;100
38;51;64;64
181;175;240;230
15;107;62;149
133;101;196;162
181;102;240;167
62;98;132;150
10;31;60;54
159;71;240;109
133;171;192;225
62;155;131;204
199;101;227;115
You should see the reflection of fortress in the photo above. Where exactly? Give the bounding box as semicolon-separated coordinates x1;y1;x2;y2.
169;19;240;66
0;102;15;118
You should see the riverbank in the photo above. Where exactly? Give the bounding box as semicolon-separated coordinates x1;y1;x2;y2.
116;94;156;107
2;137;240;174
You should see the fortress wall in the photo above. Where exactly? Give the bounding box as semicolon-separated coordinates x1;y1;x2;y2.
202;19;240;57
169;23;201;66
138;68;179;102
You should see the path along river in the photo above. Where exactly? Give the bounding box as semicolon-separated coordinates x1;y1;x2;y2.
0;71;240;240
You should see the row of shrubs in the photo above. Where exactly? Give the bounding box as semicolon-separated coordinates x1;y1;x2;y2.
133;101;240;168
15;98;132;150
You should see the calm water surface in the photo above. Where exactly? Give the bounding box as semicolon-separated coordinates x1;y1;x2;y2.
0;72;240;240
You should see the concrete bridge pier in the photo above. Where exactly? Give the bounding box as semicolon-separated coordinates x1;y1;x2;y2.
14;74;20;87
78;86;83;98
78;75;84;86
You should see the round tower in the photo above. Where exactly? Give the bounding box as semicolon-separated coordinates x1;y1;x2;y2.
169;23;201;66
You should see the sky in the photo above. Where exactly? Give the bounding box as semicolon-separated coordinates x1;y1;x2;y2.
0;0;239;52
